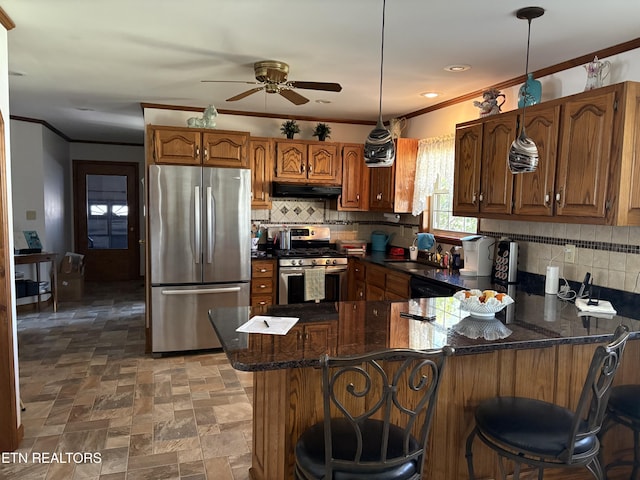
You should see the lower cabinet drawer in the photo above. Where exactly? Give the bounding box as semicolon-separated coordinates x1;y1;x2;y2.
251;295;274;306
251;280;273;295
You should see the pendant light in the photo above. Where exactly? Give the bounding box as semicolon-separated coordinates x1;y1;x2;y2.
364;0;395;167
508;6;544;174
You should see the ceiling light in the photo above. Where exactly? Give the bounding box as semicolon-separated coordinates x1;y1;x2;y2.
364;0;395;168
315;99;331;104
444;64;471;73
508;6;545;174
421;92;439;98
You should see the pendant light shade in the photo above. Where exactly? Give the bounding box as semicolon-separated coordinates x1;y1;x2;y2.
508;6;544;174
364;0;395;167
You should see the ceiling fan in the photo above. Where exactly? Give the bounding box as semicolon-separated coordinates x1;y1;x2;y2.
202;60;342;105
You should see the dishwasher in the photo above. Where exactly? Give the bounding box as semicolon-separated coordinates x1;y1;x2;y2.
410;276;460;298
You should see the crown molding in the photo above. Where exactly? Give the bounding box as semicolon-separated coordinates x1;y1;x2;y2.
0;7;15;31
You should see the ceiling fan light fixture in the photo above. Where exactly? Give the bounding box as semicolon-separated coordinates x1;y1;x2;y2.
508;6;544;174
421;91;439;98
364;0;395;167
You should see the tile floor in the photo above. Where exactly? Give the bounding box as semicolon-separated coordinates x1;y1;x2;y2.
2;281;254;480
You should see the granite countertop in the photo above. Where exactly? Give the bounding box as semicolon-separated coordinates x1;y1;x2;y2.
209;291;640;372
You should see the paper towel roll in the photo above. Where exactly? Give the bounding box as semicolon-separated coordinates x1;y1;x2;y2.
545;266;559;294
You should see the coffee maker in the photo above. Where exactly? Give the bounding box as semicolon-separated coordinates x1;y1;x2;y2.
460;235;495;277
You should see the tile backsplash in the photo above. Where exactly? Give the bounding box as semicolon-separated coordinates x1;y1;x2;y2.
480;219;640;294
252;201;640;294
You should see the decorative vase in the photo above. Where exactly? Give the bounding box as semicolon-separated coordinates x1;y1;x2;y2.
517;73;542;108
286;132;295;139
317;134;326;141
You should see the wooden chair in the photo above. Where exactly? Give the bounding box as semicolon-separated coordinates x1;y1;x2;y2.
294;347;453;480
466;325;630;480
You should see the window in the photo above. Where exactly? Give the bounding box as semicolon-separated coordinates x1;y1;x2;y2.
412;135;477;236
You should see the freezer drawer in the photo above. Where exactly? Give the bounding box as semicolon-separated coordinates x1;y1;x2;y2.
151;283;250;353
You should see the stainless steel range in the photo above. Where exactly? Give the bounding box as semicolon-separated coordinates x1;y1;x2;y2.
268;226;348;305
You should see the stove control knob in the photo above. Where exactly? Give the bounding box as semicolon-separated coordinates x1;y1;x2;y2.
311;259;317;266
297;259;304;266
332;259;337;265
325;259;331;265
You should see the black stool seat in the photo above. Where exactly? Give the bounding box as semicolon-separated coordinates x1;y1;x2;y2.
603;384;640;479
475;397;596;458
466;326;630;480
296;418;419;480
609;385;640;421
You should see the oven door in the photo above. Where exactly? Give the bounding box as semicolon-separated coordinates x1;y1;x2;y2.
279;265;347;305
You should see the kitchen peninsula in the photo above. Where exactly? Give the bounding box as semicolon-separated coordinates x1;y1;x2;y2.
209;293;640;480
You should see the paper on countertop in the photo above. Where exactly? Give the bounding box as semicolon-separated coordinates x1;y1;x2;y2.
575;298;617;315
236;315;299;335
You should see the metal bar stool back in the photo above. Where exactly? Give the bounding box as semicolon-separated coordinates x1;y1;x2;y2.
466;325;630;480
602;384;640;479
294;347;453;480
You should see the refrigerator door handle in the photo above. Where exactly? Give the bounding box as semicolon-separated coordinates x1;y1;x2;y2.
194;185;201;264
161;287;241;295
207;186;214;264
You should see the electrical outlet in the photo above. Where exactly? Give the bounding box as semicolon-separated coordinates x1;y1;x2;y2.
564;244;576;263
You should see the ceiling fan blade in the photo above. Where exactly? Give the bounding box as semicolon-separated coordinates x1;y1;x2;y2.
279;89;309;105
289;81;342;92
202;80;258;84
226;87;264;102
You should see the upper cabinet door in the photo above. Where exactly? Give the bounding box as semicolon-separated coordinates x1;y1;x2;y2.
513;104;561;216
340;144;368;210
275;141;307;181
555;90;616;218
249;137;273;209
453;122;483;216
202;131;249;168
307;143;340;183
153;128;202;165
480;113;517;215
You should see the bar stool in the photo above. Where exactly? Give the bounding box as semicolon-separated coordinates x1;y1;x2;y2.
602;384;640;479
466;325;629;480
294;347;452;480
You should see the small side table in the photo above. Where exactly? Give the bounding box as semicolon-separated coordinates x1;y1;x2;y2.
14;252;58;312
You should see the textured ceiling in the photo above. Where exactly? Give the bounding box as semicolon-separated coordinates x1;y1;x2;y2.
4;0;640;144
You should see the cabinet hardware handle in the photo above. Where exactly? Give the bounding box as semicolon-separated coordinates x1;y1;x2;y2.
308;164;312;173
195;146;200;159
356;194;360;200
353;304;357;310
373;308;378;316
377;193;382;201
305;333;310;340
301;164;306;173
259;268;267;273
479;193;483;202
259;284;266;288
544;193;550;205
472;193;477;204
204;148;208;160
259;301;266;305
556;191;562;204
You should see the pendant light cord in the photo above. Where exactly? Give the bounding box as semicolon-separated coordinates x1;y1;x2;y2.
377;0;387;124
520;17;532;131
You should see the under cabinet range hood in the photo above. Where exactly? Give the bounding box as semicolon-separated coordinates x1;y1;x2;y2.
271;182;342;199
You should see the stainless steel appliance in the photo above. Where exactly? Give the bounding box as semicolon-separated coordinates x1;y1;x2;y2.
274;226;348;305
148;164;251;353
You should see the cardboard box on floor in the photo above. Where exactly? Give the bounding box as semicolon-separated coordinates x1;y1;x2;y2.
58;252;85;301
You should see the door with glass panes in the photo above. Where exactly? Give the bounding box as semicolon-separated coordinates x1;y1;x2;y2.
73;161;139;281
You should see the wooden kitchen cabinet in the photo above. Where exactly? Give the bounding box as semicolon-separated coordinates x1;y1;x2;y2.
274;139;342;184
369;138;419;213
337;143;369;211
364;262;410;301
249;137;273;209
454;81;640;225
251;259;276;306
453;113;517;216
555;88;616;220
348;257;366;301
273;321;337;359
148;125;249;168
513;104;561;216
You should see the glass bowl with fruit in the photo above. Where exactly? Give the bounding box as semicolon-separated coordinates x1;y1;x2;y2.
453;289;514;319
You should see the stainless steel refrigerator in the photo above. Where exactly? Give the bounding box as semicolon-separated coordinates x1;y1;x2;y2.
149;164;251;353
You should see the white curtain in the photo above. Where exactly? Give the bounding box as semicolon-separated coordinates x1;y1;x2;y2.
411;134;455;216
